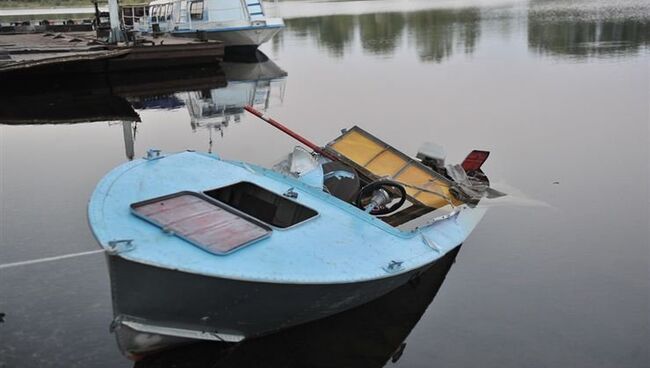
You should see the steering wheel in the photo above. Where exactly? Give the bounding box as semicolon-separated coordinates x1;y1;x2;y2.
355;180;407;215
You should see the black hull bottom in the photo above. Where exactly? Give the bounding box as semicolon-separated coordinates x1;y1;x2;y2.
107;245;462;358
135;246;463;366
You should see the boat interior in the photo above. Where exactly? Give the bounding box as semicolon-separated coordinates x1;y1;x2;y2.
319;127;483;228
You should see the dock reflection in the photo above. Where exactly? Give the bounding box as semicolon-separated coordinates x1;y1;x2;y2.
134;247;461;368
0;52;287;159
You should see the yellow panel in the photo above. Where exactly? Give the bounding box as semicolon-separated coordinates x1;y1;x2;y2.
415;185;464;207
330;130;385;166
365;150;407;177
394;165;436;187
405;186;420;198
396;165;462;207
413;192;450;209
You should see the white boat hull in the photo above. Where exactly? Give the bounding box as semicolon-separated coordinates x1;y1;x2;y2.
171;25;283;48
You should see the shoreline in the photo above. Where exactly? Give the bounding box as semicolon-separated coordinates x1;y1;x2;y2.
0;1;142;9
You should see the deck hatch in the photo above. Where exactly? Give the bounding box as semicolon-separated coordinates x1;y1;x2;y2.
204;182;318;229
131;191;271;255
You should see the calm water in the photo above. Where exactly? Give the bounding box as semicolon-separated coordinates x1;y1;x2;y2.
1;0;649;367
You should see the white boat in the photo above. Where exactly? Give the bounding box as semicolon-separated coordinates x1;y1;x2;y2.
132;0;284;50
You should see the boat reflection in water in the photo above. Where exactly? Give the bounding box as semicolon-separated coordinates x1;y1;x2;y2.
129;55;287;151
0;52;287;158
184;60;286;135
133;247;462;368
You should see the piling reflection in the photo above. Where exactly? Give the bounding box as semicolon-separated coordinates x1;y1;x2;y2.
134;247;462;368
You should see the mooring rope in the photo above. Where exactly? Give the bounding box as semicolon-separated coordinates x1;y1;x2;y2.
0;249;106;270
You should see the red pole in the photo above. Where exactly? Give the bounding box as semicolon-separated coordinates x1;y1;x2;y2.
244;105;339;161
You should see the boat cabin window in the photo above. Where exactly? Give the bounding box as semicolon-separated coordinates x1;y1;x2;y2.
151;5;166;23
190;1;204;20
165;4;172;21
204;182;318;229
174;3;181;22
207;0;248;22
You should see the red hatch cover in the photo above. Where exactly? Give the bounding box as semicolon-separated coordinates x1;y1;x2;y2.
131;192;271;255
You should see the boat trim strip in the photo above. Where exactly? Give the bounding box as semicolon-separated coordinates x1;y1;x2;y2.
171;24;284;34
119;319;246;343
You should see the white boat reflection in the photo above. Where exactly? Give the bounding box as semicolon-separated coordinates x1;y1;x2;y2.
129;57;287;142
183;59;287;135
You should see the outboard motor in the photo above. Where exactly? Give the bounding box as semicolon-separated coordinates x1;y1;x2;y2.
416;142;447;175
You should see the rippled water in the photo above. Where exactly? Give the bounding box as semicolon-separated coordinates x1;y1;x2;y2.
1;0;648;367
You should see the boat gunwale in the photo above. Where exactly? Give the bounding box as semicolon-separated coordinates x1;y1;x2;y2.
102;246;440;286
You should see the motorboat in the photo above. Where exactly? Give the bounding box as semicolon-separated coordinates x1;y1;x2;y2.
88;107;501;359
131;0;284;50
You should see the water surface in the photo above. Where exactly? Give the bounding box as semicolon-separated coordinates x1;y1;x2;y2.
1;0;648;367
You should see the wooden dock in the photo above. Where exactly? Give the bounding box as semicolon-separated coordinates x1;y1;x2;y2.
0;31;224;74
